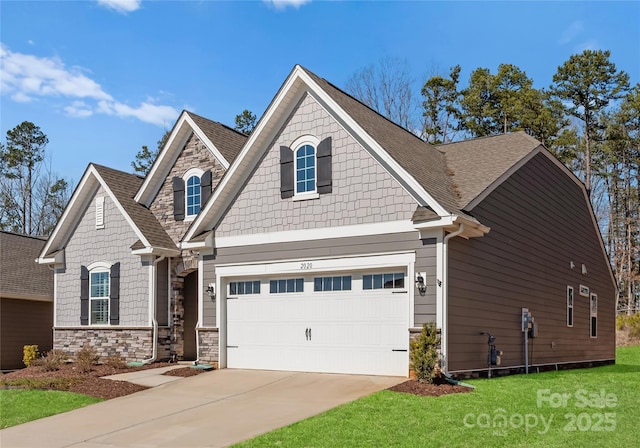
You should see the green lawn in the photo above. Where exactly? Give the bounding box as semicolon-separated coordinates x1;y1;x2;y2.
0;389;102;429
237;346;640;447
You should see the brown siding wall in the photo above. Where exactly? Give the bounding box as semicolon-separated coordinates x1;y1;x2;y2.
1;299;53;370
202;231;437;327
447;153;616;372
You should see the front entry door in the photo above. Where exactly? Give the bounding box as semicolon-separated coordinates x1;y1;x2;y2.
182;271;198;360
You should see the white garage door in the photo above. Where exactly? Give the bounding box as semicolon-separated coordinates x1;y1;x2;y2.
226;270;409;376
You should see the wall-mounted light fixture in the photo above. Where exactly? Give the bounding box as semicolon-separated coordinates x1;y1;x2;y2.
206;283;216;301
570;261;575;269
582;264;587;275
415;272;427;296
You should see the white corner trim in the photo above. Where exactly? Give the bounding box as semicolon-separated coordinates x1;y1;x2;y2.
214;220;417;248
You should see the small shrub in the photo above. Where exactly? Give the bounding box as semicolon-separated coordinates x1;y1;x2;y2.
39;350;68;372
104;354;127;370
22;345;39;367
76;345;100;373
410;322;441;383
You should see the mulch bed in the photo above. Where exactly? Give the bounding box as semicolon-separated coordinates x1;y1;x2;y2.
0;362;208;400
388;378;473;397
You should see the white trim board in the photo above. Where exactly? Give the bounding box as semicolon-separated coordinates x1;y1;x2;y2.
214;220;418;248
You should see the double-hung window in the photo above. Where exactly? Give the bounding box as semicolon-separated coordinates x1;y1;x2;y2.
295;144;316;194
186;175;201;216
90;270;110;325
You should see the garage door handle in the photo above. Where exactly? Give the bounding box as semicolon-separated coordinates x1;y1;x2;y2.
309;328;312;340
305;328;309;340
392;349;407;352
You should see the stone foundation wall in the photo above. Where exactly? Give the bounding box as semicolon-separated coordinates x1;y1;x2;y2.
198;328;219;366
54;328;153;361
157;327;172;361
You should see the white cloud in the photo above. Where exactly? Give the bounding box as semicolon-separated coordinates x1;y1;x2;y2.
264;0;311;10
0;44;178;126
559;20;583;45
575;39;600;53
97;0;142;14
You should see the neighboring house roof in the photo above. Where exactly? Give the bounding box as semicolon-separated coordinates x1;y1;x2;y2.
135;110;248;206
187;111;247;164
39;164;178;262
0;231;53;301
438;132;543;209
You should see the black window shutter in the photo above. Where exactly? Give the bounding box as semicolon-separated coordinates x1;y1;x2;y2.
110;262;120;325
80;265;89;325
201;169;212;206
280;146;294;199
317;137;332;194
172;177;185;221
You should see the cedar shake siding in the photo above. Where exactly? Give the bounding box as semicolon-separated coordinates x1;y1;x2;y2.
447;153;615;373
202;232;436;328
1;299;53;370
56;186;149;327
216;93;417;237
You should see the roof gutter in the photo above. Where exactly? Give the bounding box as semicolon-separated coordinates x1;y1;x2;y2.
413;214;490;239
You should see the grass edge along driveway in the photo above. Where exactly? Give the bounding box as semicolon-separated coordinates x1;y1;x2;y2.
0;389;102;429
236;346;640;448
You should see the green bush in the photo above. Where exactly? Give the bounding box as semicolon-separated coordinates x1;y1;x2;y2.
410;322;441;383
22;345;39;367
617;313;640;337
75;345;99;373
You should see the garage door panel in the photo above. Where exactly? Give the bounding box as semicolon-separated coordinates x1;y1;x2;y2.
226;271;409;376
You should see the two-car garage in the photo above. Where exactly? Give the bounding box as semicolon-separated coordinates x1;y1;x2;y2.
218;253;414;377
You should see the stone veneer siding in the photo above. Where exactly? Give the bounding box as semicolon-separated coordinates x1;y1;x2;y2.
217;92;417;236
150;133;226;246
56;186;149;327
54;328;153;361
197;328;219;367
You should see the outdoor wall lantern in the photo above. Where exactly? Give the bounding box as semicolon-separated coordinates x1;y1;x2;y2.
206;283;216;301
415;272;427;296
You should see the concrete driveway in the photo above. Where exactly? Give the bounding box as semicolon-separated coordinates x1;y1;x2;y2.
0;369;404;448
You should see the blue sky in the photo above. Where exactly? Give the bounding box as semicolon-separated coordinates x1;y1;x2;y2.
1;1;638;185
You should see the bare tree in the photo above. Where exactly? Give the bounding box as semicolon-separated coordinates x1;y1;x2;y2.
345;57;418;132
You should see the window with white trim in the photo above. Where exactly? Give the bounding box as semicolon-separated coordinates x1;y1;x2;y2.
229;281;261;295
590;293;597;338
295;144;316;194
270;278;304;293
182;168;204;220
314;276;352;292
90;270;110;325
363;272;405;290
567;286;574;327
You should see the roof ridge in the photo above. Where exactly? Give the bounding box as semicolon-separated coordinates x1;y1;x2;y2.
436;130;531;147
91;163;145;181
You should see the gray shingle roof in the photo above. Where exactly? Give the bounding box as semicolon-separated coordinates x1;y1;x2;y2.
187;111;247;164
438;132;542;209
301;67;463;215
92;164;178;252
1;231;53;300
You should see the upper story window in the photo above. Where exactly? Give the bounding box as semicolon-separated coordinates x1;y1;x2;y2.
280;135;332;200
173;168;212;222
186;174;201;217
296;144;316;194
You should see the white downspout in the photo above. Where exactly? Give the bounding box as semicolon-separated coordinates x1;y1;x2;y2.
441;223;464;374
142;255;166;365
194;255;204;365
